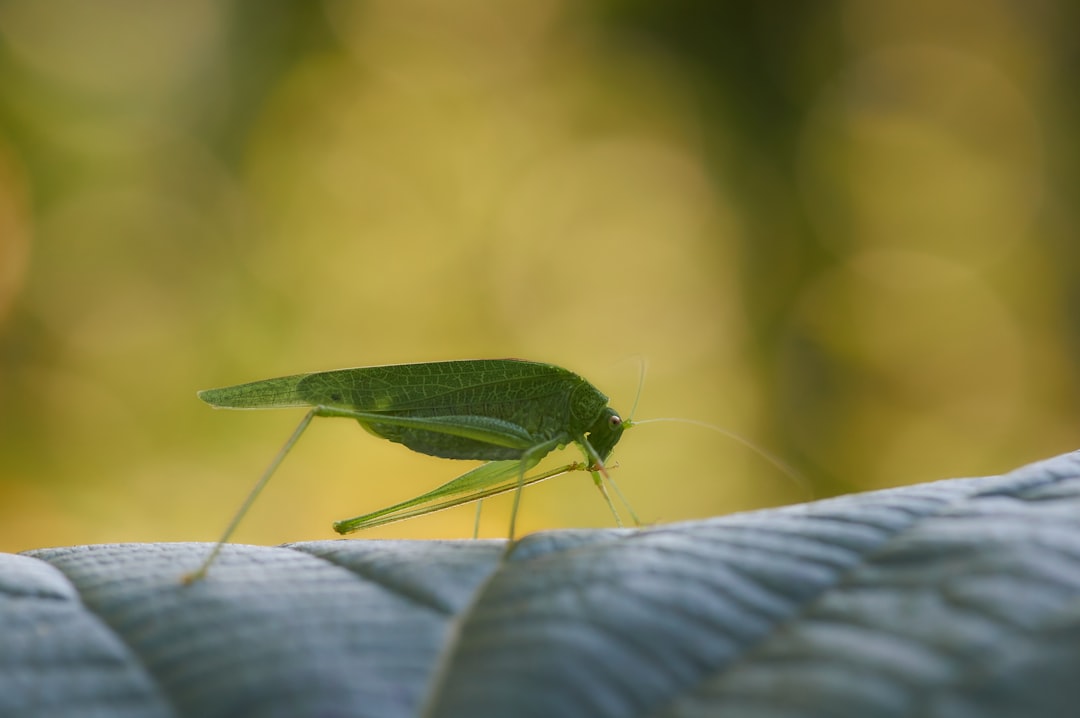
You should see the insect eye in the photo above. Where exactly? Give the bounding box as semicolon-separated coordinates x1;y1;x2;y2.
609;414;622;428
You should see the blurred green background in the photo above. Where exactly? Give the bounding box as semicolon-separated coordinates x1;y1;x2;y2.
1;1;1077;552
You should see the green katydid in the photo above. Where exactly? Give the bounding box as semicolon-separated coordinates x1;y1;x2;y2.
184;359;636;582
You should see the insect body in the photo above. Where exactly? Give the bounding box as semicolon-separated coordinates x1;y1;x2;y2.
184;359;630;582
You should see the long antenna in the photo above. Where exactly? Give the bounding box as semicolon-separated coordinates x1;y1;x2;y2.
629;416;812;500
628;356;647;421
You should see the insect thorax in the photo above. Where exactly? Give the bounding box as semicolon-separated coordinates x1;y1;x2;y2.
568;381;609;433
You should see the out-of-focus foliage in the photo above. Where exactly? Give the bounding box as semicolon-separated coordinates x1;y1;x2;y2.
0;0;1076;552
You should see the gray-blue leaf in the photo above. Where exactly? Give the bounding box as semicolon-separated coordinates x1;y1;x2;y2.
4;451;1080;718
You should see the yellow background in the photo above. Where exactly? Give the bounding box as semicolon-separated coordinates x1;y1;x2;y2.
1;1;1076;552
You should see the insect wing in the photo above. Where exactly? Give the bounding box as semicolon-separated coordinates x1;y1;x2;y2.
198;374;311;409
296;360;581;415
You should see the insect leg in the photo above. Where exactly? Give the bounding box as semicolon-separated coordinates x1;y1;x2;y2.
506;437;565;540
578;436;642;527
332;457;585;533
183;409;316;584
312;406;535;450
